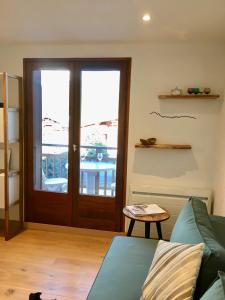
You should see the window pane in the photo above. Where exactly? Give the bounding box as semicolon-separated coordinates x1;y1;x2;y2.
80;71;120;197
33;70;70;193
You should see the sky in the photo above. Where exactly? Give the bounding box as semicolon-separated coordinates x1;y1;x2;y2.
41;70;70;127
81;70;120;126
41;70;120;127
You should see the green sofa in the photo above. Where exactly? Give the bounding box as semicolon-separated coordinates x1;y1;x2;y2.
87;199;225;300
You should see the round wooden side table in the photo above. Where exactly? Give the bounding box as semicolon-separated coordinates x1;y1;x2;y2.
123;207;170;239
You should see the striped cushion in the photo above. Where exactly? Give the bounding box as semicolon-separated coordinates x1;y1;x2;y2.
141;240;204;300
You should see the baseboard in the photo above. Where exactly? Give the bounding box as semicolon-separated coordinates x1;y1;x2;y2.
25;222;124;237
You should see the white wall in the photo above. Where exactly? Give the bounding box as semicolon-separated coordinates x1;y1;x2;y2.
213;94;225;215
0;42;224;213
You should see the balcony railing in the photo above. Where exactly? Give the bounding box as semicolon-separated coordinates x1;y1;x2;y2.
41;143;117;196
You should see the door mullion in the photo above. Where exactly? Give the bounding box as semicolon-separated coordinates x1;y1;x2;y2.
71;62;81;227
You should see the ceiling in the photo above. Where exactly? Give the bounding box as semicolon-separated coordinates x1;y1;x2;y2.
0;0;225;44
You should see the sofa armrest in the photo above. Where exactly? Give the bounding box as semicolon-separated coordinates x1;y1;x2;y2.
210;215;225;247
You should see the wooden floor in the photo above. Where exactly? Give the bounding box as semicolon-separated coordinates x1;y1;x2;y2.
0;226;116;300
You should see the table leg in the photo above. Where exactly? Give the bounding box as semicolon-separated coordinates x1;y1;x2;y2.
145;222;150;239
127;219;135;236
156;222;162;240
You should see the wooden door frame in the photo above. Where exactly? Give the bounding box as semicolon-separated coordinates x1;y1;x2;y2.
23;58;131;232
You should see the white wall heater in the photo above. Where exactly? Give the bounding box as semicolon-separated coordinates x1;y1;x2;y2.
128;185;212;240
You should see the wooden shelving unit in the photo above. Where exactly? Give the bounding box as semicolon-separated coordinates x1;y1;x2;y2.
0;72;23;240
158;94;220;99
135;143;192;150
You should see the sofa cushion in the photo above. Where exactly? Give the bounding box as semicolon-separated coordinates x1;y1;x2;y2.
200;271;225;300
141;240;204;300
87;236;158;300
170;198;225;299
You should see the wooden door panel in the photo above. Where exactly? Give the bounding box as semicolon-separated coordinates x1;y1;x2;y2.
75;196;116;231
29;192;72;225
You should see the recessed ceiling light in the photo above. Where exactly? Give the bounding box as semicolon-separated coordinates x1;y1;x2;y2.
142;14;151;22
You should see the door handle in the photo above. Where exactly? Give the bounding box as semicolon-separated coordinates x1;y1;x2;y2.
73;144;78;152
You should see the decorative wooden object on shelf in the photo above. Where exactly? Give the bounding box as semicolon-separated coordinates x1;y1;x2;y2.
0;72;23;240
158;94;220;99
135;143;192;150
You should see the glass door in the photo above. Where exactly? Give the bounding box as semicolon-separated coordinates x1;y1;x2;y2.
73;60;131;231
25;61;73;225
79;70;119;197
24;58;131;231
33;70;70;194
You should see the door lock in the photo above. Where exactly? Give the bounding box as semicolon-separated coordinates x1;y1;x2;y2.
73;144;78;152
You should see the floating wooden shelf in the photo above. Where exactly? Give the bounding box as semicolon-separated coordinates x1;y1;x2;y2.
0;140;19;148
158;94;220;99
7;107;19;112
0;140;20;147
0;103;20;111
8;139;19;144
8;170;20;177
135;143;192;150
0;169;20;177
